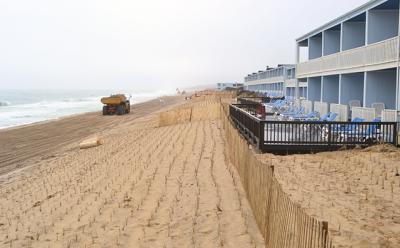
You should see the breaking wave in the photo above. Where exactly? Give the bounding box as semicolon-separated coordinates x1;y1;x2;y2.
0;101;10;107
0;89;177;129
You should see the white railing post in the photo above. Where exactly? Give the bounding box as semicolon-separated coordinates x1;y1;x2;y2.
330;103;349;121
314;101;328;117
382;109;398;122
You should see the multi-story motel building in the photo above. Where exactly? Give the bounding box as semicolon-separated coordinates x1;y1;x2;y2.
217;82;244;91
296;0;400;111
244;65;307;98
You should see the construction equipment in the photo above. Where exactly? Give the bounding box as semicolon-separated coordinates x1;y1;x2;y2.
101;94;131;115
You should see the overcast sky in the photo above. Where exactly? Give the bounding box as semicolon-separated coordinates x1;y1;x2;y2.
0;0;368;91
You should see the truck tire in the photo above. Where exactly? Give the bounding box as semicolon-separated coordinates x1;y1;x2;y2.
117;104;125;115
103;106;109;115
126;102;130;113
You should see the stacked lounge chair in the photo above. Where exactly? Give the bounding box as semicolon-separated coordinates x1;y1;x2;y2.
279;106;305;120
263;99;287;114
339;117;381;142
289;111;318;121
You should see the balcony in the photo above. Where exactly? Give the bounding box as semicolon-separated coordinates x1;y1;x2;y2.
296;36;399;78
246;76;285;85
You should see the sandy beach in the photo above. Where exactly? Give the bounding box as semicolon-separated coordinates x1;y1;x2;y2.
0;96;183;177
0;95;265;247
259;146;400;247
2;93;399;248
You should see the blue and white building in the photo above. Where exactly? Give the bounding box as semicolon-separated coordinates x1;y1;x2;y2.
244;65;304;98
296;0;400;112
217;82;244;90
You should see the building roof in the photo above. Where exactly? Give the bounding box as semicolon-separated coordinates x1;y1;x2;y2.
244;64;296;80
296;0;391;43
277;64;295;68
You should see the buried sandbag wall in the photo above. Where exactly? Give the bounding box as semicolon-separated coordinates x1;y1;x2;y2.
158;99;227;127
159;107;193;127
220;103;334;248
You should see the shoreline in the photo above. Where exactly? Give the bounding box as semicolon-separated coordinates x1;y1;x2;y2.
0;95;174;132
0;110;101;132
0;95;186;177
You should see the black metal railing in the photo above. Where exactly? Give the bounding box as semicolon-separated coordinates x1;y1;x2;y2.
230;104;261;145
229;104;398;153
231;103;259;116
238;97;265;105
237;96;284;105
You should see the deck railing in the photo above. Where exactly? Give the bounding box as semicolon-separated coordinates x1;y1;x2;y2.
237;97;267;105
229;104;261;145
230;104;398;153
246;75;286;85
297;36;399;78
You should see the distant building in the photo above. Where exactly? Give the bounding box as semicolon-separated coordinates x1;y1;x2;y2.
217;82;244;90
244;64;301;98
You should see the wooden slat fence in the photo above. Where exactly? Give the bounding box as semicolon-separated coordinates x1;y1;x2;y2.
221;103;335;248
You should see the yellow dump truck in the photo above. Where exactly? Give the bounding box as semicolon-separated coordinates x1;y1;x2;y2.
101;94;131;115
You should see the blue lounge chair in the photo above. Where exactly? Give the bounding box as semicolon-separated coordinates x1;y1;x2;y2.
326;113;338;122
264;99;287;112
319;112;332;122
289;111;318;121
280;106;305;119
340;118;380;142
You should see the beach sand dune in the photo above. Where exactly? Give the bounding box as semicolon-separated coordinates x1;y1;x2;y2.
0;97;264;247
260;146;400;247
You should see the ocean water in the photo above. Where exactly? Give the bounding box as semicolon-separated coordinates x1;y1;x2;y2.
0;89;175;130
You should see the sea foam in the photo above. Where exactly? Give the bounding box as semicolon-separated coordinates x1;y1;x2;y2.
0;101;11;107
0;89;176;129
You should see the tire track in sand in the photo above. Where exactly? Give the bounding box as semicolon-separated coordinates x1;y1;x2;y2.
0;108;265;248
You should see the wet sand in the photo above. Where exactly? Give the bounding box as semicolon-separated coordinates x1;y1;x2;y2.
0;96;183;177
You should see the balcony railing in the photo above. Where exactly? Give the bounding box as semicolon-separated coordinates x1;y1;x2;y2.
297;36;399;78
246;75;285;85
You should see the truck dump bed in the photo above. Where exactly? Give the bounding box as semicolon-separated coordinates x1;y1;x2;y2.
101;94;127;105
